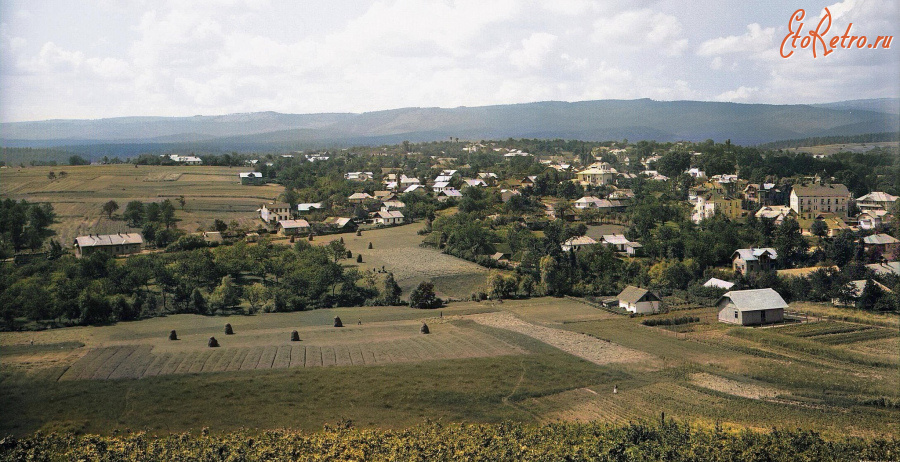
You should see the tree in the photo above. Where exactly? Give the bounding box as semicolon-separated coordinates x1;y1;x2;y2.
244;283;269;314
656;151;692;179
379;273;402;305
519;274;536;297
159;199;176;228
209;275;240;312
328;240;347;263
810;219;828;238
191;288;207;315
123;201;145;227
68;155;89;166
773;218;807;268
409;281;441;308
101;200;119;219
176;195;186;210
213;219;228;233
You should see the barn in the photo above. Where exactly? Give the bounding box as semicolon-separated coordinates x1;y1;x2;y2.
716;288;787;326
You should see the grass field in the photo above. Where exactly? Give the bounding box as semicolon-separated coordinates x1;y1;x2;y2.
1;298;897;438
0;164;282;245
785;141;899;156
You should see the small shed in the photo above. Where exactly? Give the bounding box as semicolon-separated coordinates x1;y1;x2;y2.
278;219;311;236
616;286;661;314
716;288;787;326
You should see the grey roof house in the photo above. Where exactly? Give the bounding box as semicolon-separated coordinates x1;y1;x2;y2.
716;288;787;326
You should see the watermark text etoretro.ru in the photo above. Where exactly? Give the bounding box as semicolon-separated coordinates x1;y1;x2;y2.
780;7;893;58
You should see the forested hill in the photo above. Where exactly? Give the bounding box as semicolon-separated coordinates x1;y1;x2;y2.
2;98;898;152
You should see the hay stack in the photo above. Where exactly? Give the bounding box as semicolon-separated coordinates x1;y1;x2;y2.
291;330;300;341
333;316;343;327
169;330;178;341
420;323;430;334
208;337;219;347
224;323;234;335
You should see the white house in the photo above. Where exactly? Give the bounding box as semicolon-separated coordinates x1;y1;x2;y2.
601;234;632;252
574;196;604;209
716;288;787;325
403;184;425;193
297;203;323;213
374;210;404;225
277;219;310;236
704;278;735;290
260;203;292;224
464;179;487;188
433;181;452;193
617;286;662;314
348;192;373;203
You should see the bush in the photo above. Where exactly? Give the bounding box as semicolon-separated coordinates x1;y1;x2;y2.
642;316;700;327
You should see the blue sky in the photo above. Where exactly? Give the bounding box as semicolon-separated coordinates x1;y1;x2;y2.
1;0;897;122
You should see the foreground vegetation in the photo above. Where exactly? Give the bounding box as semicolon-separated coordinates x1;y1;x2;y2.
1;420;897;461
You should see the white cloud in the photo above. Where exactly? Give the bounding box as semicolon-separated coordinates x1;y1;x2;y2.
715;86;758;101
697;23;775;56
592;9;688;56
509;33;559;70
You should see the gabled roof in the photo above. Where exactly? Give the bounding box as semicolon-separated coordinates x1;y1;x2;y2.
575;196;603;204
239;172;262;178
434;175;453;183
297;202;323;211
439;189;462;197
433;181;450;189
562;236;597;247
704;278;734;289
278;219;310;229
375;210;404;219
866;261;900;276
465;179;486;187
348;192;373;200
403;184;424;193
716;288;788;311
617;286;660;304
601;234;630;245
733;247;778;261
863;233;899;245
75;233;143;248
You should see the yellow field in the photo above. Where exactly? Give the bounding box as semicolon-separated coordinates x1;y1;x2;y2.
0;164;282;245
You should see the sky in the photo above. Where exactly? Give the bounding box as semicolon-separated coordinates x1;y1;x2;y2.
1;0;898;122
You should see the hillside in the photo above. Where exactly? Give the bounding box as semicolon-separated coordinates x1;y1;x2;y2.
2;99;898;156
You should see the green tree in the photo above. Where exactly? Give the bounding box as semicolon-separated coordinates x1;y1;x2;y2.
810;219;828;238
159;199;176;229
68;155;89;166
191;288;207;315
101;200;119;219
773;218;807;268
123;201;145;227
244;282;269;314
379;273;402;305
409;281;441;309
209;275;240;312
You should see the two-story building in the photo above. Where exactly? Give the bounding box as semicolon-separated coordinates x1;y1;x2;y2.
260;203;292;224
732;247;778;276
790;184;851;219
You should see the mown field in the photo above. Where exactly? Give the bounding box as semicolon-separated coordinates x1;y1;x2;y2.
1;298;897;439
0;164;282;245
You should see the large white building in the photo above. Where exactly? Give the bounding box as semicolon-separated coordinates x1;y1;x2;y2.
790;184;851;219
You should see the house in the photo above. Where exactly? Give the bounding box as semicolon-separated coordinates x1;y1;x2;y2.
692;192;744;223
616;286;662;314
574;196;604;209
239;172;264;185
686;168;706;179
297;203;323;213
374;210;404;225
403;184;425;193
798;213;850;237
433;182;452;193
862;233;900;256
624;242;644;257
277;219;310;236
732;248;777;276
600;234;632;252
322;217;356;232
855;191;898;211
500;189;521;203
348;192;373;204
716;288;787;325
478;172;498;180
521;176;537;187
260;203;292;224
641;170;669;181
381;200;405;210
865;261;900;276
373;190;396;201
437;189;463;201
440;169;458;177
790;184;852;219
704;278;735;290
755;206;795;225
74;233;143;258
575;164;618;186
169;154;202;165
833;280;893;306
464;179;487;188
857;209;889;230
561;236;597;252
201;231;224;245
399;175;420;186
434;175;454;184
345;171;374;181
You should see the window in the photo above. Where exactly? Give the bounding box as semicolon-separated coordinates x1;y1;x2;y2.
734;310;738;319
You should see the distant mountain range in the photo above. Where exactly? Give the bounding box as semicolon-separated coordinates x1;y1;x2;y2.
2;98;898;157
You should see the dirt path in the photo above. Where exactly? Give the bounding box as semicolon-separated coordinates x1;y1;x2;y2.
464;311;656;367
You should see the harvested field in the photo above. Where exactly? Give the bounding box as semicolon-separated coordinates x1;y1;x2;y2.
0;165;282;244
465;311;657;367
690;372;785;400
53;320;523;381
